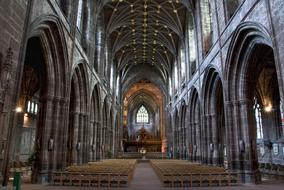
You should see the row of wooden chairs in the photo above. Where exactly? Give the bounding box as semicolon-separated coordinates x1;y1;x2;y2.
150;160;240;187
52;159;137;187
52;172;131;187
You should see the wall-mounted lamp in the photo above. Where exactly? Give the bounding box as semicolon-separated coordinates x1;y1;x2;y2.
15;107;23;113
264;104;272;112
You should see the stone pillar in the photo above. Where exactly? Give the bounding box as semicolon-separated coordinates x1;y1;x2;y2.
89;120;94;161
239;100;261;183
210;113;219;166
225;100;261;184
51;97;61;172
187;121;193;161
58;98;69;169
99;121;103;160
195;121;201;163
206;114;215;165
201;114;209;164
224;101;235;171
183;126;187;160
78;113;86;164
72;112;79;164
93;121;98;160
37;96;54;183
83;113;89;163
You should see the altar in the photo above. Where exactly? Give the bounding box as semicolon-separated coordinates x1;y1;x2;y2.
123;127;162;152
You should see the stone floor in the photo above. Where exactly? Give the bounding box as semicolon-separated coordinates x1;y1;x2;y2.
1;163;284;190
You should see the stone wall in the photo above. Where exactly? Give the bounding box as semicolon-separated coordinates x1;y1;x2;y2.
0;0;29;186
0;0;121;185
170;0;284;183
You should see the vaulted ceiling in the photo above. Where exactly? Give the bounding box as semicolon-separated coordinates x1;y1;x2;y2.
97;0;193;93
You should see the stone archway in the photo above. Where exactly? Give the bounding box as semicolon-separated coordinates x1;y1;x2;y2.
173;109;179;158
101;98;108;159
89;84;100;161
225;22;283;183
8;15;70;184
67;63;89;165
188;88;201;163
122;81;165;153
11;17;69;184
179;103;187;160
202;67;226;166
16;37;47;183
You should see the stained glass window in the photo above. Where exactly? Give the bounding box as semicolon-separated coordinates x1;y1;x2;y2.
116;76;120;96
188;11;197;74
76;0;83;30
279;100;284;137
136;106;149;123
200;0;213;54
95;28;102;71
253;97;263;139
110;65;113;89
169;77;172;96
26;100;39;115
180;46;186;77
174;61;178;89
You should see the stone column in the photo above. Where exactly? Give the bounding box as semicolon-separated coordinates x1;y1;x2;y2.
206;114;214;165
89;120;94;161
78;113;85;164
225;100;261;183
194;121;201;163
83;113;89;163
37;95;53;183
98;121;103;160
187;121;193;161
226;100;243;172
210;113;219;166
93;121;98;160
51;97;61;172
58;98;69;169
201;114;209;164
239;100;261;183
72;112;79;164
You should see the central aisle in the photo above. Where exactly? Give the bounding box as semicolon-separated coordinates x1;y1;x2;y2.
130;162;163;190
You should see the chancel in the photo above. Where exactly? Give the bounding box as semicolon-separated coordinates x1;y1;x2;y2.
0;0;284;189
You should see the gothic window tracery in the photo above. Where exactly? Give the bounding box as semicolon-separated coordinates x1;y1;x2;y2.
136;106;149;123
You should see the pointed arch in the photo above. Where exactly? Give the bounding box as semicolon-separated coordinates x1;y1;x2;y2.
28;14;69;98
201;66;226;166
224;22;281;183
188;88;201;162
18;15;70;179
225;21;273;100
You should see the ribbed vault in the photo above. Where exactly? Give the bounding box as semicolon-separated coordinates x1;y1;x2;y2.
98;0;191;84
